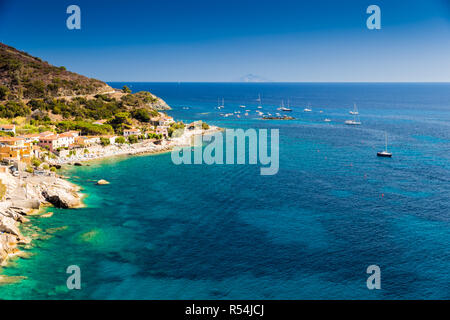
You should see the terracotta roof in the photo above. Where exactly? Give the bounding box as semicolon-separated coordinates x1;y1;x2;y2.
39;135;58;141
39;131;54;136
0;124;15;129
59;132;76;137
19;133;40;138
0;137;23;142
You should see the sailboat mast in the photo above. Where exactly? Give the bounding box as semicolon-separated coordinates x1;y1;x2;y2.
385;132;388;152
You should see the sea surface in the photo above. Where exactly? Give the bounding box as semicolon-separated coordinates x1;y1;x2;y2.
1;83;449;299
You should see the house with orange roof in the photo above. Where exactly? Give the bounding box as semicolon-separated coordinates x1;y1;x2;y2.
38;135;59;152
18;133;40;143
0;136;31;164
0;124;16;135
155;126;168;138
123;128;141;137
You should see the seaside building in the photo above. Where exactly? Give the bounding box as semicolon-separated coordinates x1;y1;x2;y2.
159;116;174;126
39;131;54;137
38;135;59;152
150;114;174;127
0;137;32;164
155;126;168;138
38;131;81;152
18;133;40;143
123;128;141;137
75;136;100;147
58;132;77;146
0;124;16;135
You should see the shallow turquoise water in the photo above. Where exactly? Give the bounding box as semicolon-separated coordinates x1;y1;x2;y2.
1;83;449;299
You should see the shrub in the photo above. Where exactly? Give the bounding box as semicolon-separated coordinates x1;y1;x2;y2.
202;122;210;130
100;137;110;146
128;135;138;144
31;158;42;167
115;136;126;144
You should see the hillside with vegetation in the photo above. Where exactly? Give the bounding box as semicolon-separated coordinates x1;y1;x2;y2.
0;43;172;136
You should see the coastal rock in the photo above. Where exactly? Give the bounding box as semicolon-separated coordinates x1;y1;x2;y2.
1;207;29;223
96;179;110;185
150;96;171;110
0;214;22;238
0;233;18;265
41;189;80;209
11;199;40;210
41;212;53;218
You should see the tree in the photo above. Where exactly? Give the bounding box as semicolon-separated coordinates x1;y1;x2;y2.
128;135;138;144
115;136;126;144
122;85;131;93
100;137;111;146
132;108;150;122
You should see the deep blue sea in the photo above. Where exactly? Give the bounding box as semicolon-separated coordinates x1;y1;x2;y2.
1;83;449;299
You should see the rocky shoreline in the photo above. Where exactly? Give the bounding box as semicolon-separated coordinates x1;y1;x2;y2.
0;125;221;272
0;170;82;268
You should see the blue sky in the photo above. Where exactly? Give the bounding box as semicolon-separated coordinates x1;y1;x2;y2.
0;0;449;82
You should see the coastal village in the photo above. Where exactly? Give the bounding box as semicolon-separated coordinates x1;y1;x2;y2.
0;111;175;169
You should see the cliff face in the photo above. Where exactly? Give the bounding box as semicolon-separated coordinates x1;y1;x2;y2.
0;43;112;100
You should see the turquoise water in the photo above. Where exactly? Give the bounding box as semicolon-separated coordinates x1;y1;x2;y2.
1;83;449;299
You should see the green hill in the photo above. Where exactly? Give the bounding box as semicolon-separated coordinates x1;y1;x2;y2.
0;43;111;100
0;43;170;129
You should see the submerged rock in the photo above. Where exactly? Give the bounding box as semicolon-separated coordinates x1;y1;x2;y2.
0;275;26;285
41;212;53;218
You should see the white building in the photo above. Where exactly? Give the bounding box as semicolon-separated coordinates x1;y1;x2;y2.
0;124;16;135
123;128;141;137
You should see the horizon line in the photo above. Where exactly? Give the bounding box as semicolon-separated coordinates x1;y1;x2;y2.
105;81;450;84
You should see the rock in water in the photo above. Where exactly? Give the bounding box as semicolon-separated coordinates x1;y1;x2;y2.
96;179;110;185
41;190;80;209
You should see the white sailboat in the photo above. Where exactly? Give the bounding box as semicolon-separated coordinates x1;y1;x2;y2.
217;98;224;109
349;103;359;115
345;103;361;125
304;103;312;112
280;99;292;112
377;132;392;157
257;94;263;109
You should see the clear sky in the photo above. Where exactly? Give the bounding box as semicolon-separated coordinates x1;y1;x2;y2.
0;0;449;82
